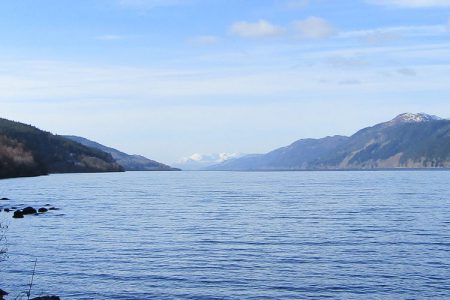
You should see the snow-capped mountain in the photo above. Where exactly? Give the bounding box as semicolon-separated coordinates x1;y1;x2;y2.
389;113;442;125
173;153;244;170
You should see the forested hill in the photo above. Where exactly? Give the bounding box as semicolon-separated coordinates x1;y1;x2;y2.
0;118;123;179
64;135;179;171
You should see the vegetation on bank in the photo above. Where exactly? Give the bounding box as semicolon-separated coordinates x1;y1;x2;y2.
0;118;123;179
64;135;180;171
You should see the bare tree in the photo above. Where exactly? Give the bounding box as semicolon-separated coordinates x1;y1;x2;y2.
0;220;7;262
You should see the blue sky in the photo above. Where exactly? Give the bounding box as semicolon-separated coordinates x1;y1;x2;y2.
1;0;450;163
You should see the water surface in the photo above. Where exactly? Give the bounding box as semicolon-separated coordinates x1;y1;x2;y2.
1;171;449;299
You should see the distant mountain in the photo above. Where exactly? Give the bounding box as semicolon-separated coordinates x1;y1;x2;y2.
64;136;179;171
209;113;450;170
0;118;123;179
173;153;244;170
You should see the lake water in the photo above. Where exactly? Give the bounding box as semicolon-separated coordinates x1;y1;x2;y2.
0;171;449;299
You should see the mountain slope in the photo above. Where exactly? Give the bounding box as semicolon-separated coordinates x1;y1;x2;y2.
0;118;123;179
209;113;450;170
64;135;179;171
321;114;450;169
0;134;43;178
209;136;349;170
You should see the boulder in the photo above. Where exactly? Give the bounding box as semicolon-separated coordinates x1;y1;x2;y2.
31;297;60;300
13;210;24;219
22;207;37;215
0;288;9;300
0;197;9;200
4;208;10;212
38;207;48;213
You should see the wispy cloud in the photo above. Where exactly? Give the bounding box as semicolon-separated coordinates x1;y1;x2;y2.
118;0;189;9
361;31;402;45
367;0;450;8
285;0;310;9
230;20;284;38
327;56;369;68
96;35;123;41
338;79;362;85
2;43;449;103
189;35;221;45
339;25;447;40
397;67;417;76
293;17;335;39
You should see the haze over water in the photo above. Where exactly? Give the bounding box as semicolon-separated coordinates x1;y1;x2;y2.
1;171;449;299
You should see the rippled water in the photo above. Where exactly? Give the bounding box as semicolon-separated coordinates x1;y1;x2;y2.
1;171;449;299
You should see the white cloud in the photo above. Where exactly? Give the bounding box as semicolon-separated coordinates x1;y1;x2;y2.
230;20;284;38
189;35;221;45
367;0;450;7
96;35;123;41
293;17;335;39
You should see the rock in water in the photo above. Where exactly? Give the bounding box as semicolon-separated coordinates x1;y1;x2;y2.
13;210;24;219
22;206;37;215
38;207;48;213
0;289;9;300
31;296;60;300
0;288;9;294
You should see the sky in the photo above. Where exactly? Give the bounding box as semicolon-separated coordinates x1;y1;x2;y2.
1;0;450;164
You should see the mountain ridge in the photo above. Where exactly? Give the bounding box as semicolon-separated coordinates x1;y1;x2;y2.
208;113;450;171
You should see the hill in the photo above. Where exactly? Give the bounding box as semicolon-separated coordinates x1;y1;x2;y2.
209;113;450;170
0;118;123;179
64;136;179;171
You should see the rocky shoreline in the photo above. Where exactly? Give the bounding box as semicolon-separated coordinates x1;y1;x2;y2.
0;290;60;300
1;197;61;300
